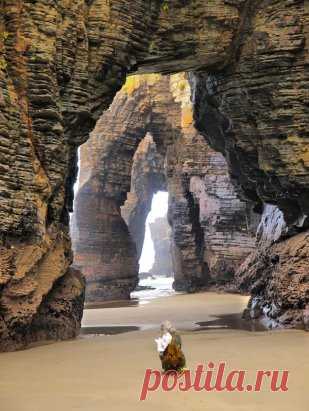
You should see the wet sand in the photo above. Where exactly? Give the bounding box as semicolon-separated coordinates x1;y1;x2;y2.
82;291;251;332
0;292;308;411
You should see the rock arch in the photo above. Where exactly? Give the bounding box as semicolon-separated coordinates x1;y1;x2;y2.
0;0;307;350
121;134;167;261
72;74;257;301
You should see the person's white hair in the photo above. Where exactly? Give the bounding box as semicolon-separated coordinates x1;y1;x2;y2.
161;320;175;333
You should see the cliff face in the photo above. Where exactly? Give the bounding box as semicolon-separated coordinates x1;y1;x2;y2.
191;1;309;327
167;74;257;291
149;217;173;277
121;134;166;260
237;230;309;328
73;73;256;298
0;0;307;349
72;132;167;302
192;2;308;229
0;0;173;350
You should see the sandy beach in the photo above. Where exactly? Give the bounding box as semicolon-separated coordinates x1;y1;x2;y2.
0;292;308;411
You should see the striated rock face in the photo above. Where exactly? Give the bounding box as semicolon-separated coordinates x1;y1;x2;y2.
73;73;256;298
0;0;199;350
237;230;309;329
256;205;287;247
73;132;167;302
72;194;138;302
191;1;309;325
0;0;307;348
189;149;259;286
121;134;166;259
0;234;85;351
0;0;163;350
192;2;309;230
235;204;308;328
149;217;173;277
167;74;257;291
71;78;154;302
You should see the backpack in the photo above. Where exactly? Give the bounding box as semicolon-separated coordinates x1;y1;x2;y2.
161;337;186;371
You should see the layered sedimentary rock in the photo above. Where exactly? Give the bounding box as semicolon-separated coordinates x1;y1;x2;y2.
0;0;183;350
149;217;173;277
192;2;309;229
235;204;309;328
238;229;309;328
73;132;167;302
0;0;163;350
189;146;259;286
168;75;258;290
71;80;153;301
191;1;309;326
73;73;256;298
0;0;307;349
121;134;166;259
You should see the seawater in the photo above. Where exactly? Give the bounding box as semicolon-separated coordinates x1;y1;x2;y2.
131;275;175;302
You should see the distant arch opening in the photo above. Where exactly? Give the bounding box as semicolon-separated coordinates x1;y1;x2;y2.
132;191;174;300
139;191;169;274
70;73;256;305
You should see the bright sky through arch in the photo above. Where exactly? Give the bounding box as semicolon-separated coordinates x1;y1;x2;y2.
139;191;169;273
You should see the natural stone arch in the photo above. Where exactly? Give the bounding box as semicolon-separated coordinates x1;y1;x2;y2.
72;130;168;302
72;75;190;301
72;73;257;301
121;133;166;259
0;0;307;350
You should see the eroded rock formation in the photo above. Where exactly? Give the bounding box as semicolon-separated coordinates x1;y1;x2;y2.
238;229;309;328
191;1;309;327
149;216;173;277
121;134;166;260
73;73;256;298
167;75;258;291
192;2;308;230
0;0;307;349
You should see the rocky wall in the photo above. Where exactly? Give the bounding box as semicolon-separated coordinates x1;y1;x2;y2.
73;73;256;298
191;0;309;326
0;0;307;349
121;134;166;259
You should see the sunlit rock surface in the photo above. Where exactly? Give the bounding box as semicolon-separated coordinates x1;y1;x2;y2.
256;205;287;246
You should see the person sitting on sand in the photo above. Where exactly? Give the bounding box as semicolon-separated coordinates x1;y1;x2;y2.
155;321;186;372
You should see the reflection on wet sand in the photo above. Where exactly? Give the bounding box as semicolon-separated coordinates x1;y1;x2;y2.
196;313;267;332
84;300;139;309
81;325;140;335
1;292;308;411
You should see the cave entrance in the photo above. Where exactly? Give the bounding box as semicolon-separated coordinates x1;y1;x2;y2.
71;73;255;306
70;74;212;305
131;191;174;300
